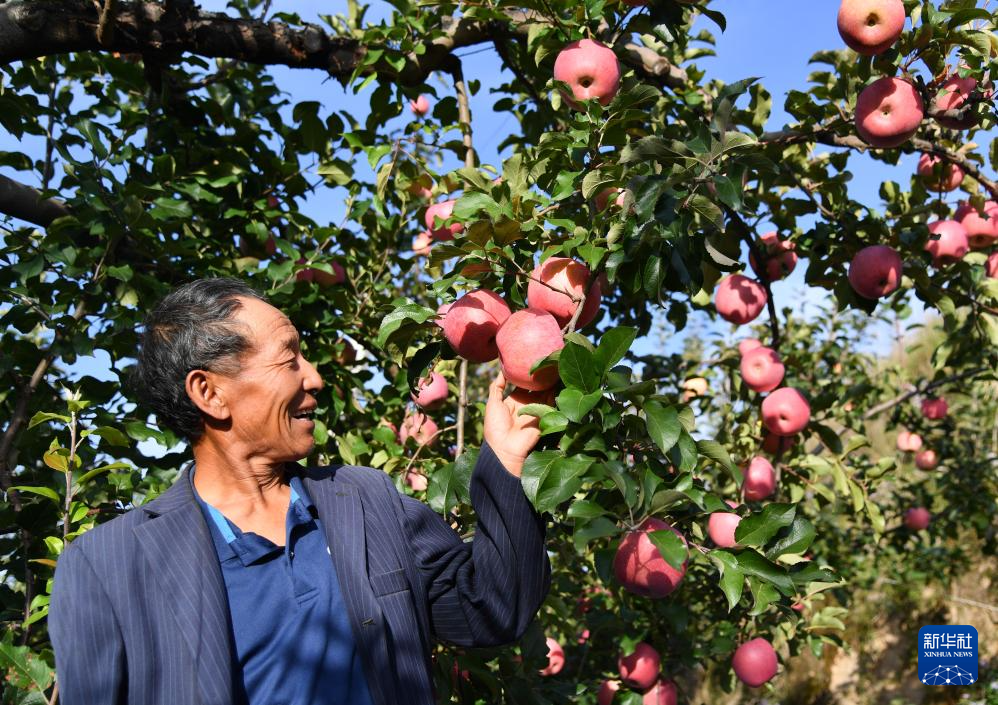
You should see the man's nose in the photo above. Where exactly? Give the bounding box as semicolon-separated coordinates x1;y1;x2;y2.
302;356;324;392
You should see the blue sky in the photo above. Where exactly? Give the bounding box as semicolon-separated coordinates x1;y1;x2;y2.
6;1;990;449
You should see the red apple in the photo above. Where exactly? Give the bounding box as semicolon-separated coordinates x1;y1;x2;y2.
739;338;763;356
749;231;798;282
613;517;687;598
553;39;621;107
312;261;346;287
682;377;708;401
925;220;969;266
855;77;924;148
837;0;905;55
732;637;779;687
915;449;938;470
904;506;931;530
411;371;448;410
743;457;777;501
495;309;565;391
931;76;981;129
595;187;628;211
399;412;439;447
715;274;767;325
435;302;452;329
441;289;512;363
762;431;796;455
987;252;998;278
577;629;590;645
618;642;660;690
708;501;742;548
896;430;923;452
917;153;963;192
921;396;948;419
413;231;433;256
956;200;998;249
410;95;431;116
405;471;428;491
539;637;565;676
848;245;903;299
598;680;621;705
761;387;811;436
740;346;785;393
642;679;678;705
424;199;464;240
527;257;605;328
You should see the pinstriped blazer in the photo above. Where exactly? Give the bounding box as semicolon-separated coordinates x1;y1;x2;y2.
49;443;550;705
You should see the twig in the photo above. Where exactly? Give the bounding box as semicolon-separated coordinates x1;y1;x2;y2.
724;206;781;347
456;361;468;457
404;423;457;475
862;366;988;419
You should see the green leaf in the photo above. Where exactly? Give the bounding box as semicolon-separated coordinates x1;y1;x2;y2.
687;194;724;231
766;516;816;559
77;119;108;160
375;302;436;349
0;631;54;692
521;452;593;513
734;503;796;547
42;449;69;473
556;388;602;423
149;197;193;220
76;461;132;486
709;549;744;611
647;528;688;570
669;431;699;473
427;463;460;515
644;400;681;455
28;412;71;429
697;439;743;484
517;403;556;418
736;550;794;595
452;192;500;221
83;426;130;447
573;516;618;553
747;576;780;615
594;327;636;373
11;486;60;503
558;342;600;393
567;499;607;519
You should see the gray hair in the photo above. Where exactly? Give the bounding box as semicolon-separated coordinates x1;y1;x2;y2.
130;277;266;441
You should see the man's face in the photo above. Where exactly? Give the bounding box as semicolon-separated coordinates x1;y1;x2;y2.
208;297;324;462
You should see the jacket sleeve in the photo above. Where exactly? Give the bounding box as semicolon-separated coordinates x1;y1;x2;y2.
398;442;551;647
49;542;127;705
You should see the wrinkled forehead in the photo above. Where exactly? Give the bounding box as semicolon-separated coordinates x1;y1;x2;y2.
232;297;299;356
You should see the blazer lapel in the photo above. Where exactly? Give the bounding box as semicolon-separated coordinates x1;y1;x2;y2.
133;466;234;705
304;469;392;705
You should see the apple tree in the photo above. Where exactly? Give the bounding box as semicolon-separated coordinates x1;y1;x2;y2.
0;0;996;703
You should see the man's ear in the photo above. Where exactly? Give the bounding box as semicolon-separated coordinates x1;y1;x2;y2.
185;369;232;423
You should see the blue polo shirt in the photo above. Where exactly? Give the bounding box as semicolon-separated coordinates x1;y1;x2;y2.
190;468;373;705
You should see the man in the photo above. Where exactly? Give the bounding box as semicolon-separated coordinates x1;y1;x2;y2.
49;277;551;705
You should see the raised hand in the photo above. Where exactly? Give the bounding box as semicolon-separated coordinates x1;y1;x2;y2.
483;372;555;477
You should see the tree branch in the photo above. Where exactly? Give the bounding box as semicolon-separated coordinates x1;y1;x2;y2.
862;366;989;419
0;174;71;227
0;2;689;90
759;123;998;200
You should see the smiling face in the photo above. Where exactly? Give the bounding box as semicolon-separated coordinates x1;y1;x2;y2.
189;296;323;464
